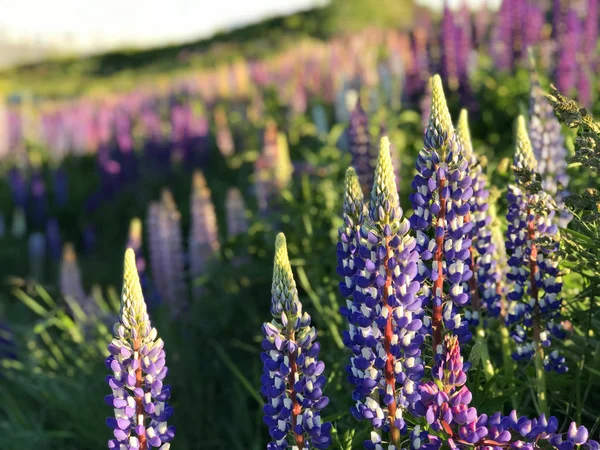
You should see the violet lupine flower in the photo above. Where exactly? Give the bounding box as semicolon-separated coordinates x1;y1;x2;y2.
455;110;500;323
337;167;365;310
46;218;62;261
505;116;566;373
189;171;220;297
29;171;48;229
341;138;424;449
555;8;581;96
105;249;175;450
9;167;28;209
410;75;473;349
491;0;514;72
347;101;375;197
528;65;569;198
261;233;332;450
83;223;97;254
583;0;599;60
410;334;588;450
52;167;69;209
225;187;248;238
440;2;459;91
147;191;187;317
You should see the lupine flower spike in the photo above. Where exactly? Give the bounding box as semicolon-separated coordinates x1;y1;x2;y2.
189;171;220;298
261;233;332;449
105;249;175;449
455;110;497;380
505;116;565;414
410;75;473;350
341;138;424;449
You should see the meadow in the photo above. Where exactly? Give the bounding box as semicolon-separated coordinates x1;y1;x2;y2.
0;1;600;449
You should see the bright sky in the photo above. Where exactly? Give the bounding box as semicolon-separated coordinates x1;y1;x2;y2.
0;0;325;51
0;0;500;53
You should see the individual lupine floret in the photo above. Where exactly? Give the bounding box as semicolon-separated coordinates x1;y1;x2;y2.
260;233;332;450
347;101;376;196
528;62;569;199
343;138;424;449
105;249;175;450
225;187;248;238
455;110;499;325
188;171;220;297
410;75;473;349
505;117;566;379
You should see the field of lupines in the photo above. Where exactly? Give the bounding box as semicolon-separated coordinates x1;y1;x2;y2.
1;1;600;449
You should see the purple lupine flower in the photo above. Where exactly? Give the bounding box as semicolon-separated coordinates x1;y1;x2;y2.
555;8;581;96
523;1;544;53
261;233;332;450
347;101;375;196
225;187;248;238
410;75;473;349
105;249;175;450
576;61;593;110
528;64;569;198
336;167;364;307
491;0;514;72
505;117;566;373
147;191;187;317
52;167;69;209
410;334;587;449
9;167;28;209
29;171;48;229
341;138;424;448
46;218;62;261
440;1;459;91
583;0;599;59
455;110;500;323
189;171;220;297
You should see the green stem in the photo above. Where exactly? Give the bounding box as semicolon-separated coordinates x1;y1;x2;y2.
499;323;518;411
475;326;495;381
534;338;548;415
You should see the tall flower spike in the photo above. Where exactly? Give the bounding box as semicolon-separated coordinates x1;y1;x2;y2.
105;249;175;450
343;138;424;449
455;110;499;324
225;187;249;238
348;101;376;196
189;171;220;298
528;58;571;226
337;167;365;304
261;233;332;450
60;243;98;321
506;117;566;399
411;75;473;351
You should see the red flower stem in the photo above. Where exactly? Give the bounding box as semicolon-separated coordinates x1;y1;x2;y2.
383;235;401;446
432;175;447;353
287;336;305;448
133;338;147;450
